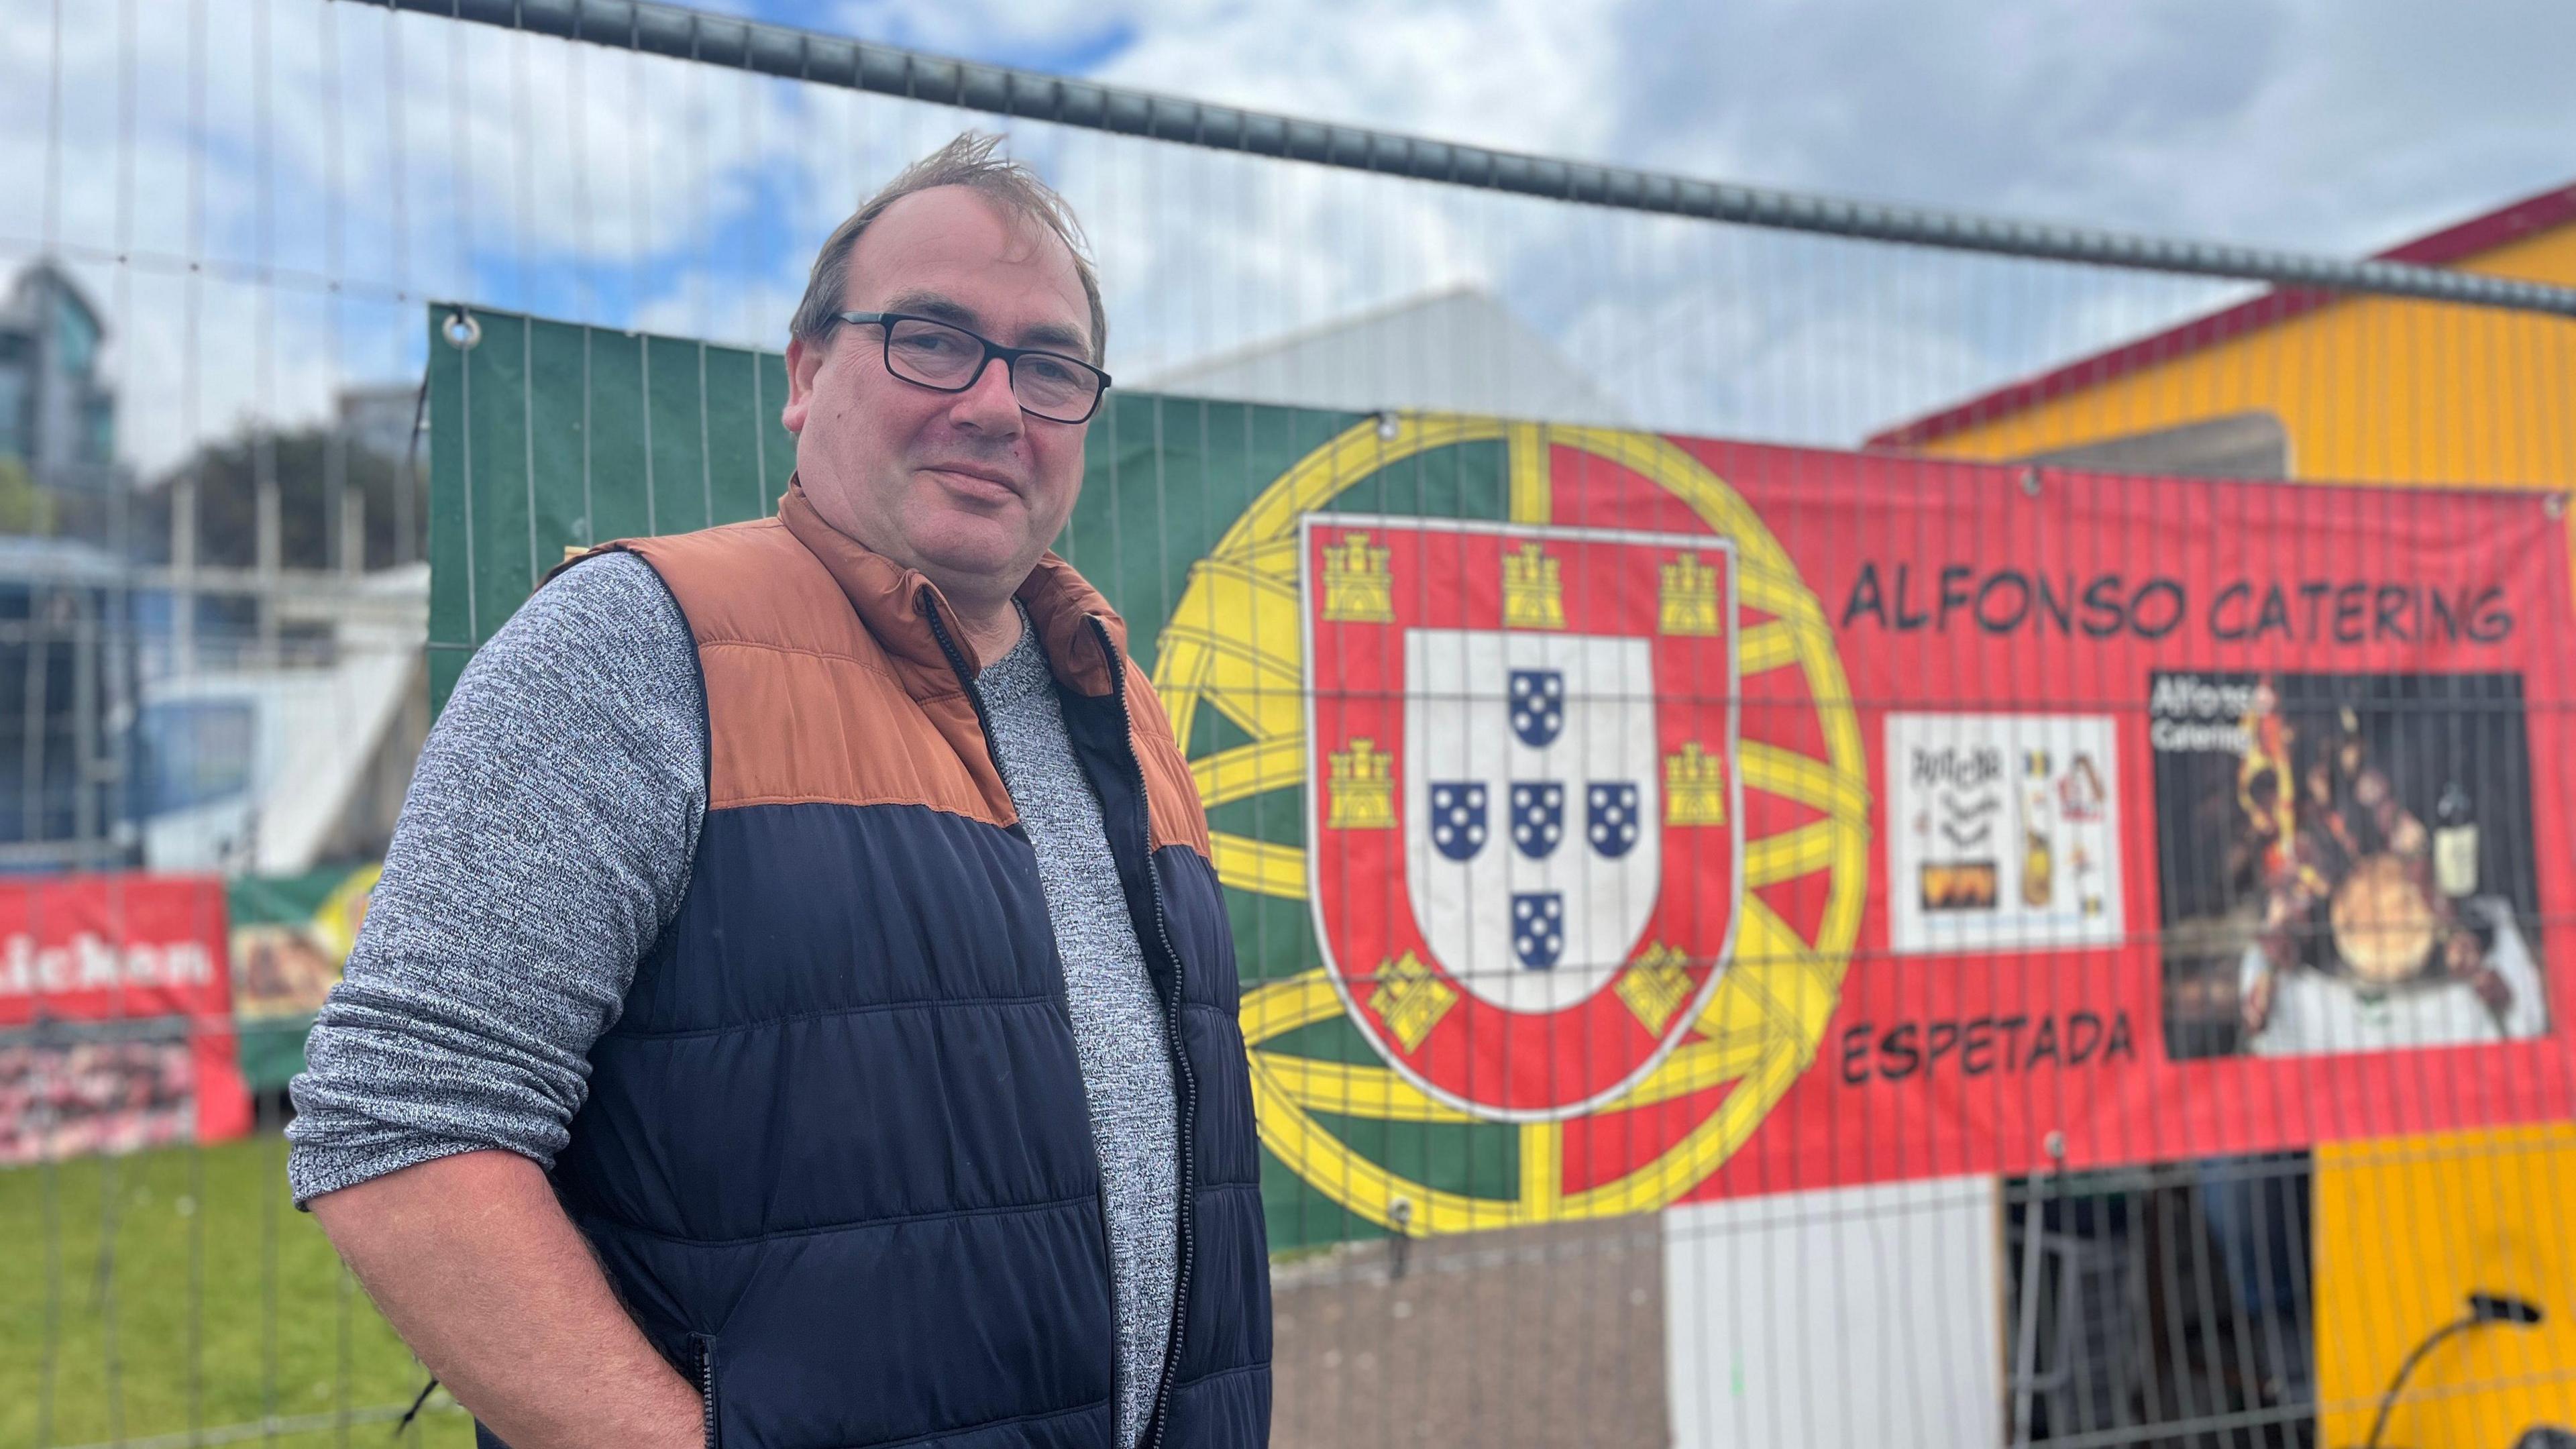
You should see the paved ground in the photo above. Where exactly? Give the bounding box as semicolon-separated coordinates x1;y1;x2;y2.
1269;1217;1672;1449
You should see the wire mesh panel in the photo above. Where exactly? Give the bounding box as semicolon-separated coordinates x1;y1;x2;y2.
6;1;2576;1447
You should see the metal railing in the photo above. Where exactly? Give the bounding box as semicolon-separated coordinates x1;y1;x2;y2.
371;0;2576;320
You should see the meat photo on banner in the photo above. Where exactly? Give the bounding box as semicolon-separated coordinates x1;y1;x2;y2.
2152;670;2546;1060
0;875;247;1165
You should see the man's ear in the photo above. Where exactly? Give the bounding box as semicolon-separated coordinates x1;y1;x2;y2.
783;334;827;436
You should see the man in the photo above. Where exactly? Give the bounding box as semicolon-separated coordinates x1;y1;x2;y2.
287;133;1271;1449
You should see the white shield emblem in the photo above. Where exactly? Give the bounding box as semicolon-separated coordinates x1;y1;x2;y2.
1404;630;1662;1014
1305;515;1741;1120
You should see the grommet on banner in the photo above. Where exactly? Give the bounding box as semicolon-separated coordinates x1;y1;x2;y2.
2546;494;2566;519
2043;1129;2066;1163
2019;466;2042;498
443;307;482;351
1375;411;1401;441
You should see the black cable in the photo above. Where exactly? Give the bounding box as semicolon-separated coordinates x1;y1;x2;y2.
2361;1315;2477;1449
2363;1293;2543;1449
393;1375;441;1437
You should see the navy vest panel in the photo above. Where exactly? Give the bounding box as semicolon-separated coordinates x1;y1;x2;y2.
554;800;1122;1448
1151;845;1272;1403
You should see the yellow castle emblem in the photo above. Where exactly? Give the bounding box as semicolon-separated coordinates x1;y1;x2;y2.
1326;738;1397;830
1658;551;1723;636
1615;942;1697;1034
1322;532;1395;623
1368;951;1458;1052
1664;742;1729;826
1503;541;1565;630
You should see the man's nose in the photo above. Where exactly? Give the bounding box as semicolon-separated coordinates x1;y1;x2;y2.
948;356;1025;434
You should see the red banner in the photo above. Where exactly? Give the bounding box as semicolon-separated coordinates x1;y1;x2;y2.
1554;439;2576;1193
1242;422;2576;1224
0;874;248;1163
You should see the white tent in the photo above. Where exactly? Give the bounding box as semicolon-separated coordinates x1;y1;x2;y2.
1140;286;1630;425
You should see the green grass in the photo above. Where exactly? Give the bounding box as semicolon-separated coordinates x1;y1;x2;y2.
2;1134;1365;1446
0;1134;470;1449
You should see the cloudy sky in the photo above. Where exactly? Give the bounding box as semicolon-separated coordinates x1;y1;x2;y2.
863;0;2573;252
3;0;2569;473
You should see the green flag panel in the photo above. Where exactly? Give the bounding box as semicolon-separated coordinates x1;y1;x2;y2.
427;312;798;706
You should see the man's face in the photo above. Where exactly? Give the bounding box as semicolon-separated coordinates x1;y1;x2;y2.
782;186;1093;605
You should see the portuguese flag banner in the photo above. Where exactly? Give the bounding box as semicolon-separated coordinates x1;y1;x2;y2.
430;309;2576;1246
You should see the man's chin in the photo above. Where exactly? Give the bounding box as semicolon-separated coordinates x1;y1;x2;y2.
908;526;1043;598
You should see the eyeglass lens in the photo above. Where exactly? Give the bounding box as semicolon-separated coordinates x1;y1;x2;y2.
884;317;1099;421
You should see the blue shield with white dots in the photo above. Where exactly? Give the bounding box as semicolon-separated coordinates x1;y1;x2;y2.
1587;782;1642;859
1426;782;1489;862
1509;782;1566;859
1511;892;1566;969
1508;669;1566;747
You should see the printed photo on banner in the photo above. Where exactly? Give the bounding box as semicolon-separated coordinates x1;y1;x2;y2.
0;1030;199;1165
2150;670;2545;1060
0;874;246;1165
1884;712;2125;956
227;864;380;1020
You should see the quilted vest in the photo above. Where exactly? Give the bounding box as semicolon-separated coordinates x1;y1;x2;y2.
521;482;1271;1449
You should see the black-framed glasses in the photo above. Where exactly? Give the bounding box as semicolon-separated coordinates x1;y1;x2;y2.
833;311;1112;424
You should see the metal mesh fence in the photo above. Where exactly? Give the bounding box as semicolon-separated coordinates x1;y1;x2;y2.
5;2;2576;1446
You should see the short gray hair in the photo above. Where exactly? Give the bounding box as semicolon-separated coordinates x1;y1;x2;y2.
788;131;1106;365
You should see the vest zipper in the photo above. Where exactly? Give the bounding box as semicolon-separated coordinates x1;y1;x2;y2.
1085;614;1201;1449
692;1333;720;1449
919;594;1126;1438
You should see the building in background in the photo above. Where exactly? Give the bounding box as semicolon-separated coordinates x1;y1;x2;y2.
1867;181;2576;488
1142;286;1631;426
0;258;435;877
0;261;118;496
0;265;138;869
130;387;431;874
0;534;141;869
334;383;423;471
1872;178;2576;1448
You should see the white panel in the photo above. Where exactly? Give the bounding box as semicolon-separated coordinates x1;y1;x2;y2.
1664;1177;2003;1449
1138;287;1633;426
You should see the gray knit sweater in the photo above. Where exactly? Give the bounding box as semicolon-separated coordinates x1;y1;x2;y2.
286;551;1179;1449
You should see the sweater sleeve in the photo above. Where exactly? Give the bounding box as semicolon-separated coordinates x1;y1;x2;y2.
285;551;706;1203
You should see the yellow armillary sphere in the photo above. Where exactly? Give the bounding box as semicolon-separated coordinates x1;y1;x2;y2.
1153;414;1868;1233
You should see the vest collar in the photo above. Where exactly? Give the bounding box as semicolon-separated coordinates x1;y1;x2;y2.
777;475;1128;698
